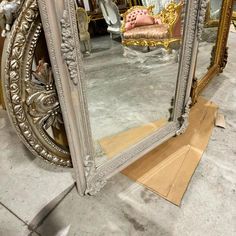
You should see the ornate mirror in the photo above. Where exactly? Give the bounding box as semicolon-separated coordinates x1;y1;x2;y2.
191;0;234;103
2;0;201;195
1;0;71;166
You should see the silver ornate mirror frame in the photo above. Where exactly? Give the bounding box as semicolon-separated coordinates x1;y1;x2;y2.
1;0;202;195
37;0;202;195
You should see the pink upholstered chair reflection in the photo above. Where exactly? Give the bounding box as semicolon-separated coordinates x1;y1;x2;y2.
121;2;183;50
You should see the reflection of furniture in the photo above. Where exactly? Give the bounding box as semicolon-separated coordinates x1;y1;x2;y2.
99;0;122;38
88;0;132;21
121;2;183;49
76;7;91;53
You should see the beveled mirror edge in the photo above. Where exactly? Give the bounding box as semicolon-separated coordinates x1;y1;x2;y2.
38;0;202;195
191;0;234;104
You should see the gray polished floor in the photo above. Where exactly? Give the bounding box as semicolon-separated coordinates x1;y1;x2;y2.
0;31;235;235
85;35;180;164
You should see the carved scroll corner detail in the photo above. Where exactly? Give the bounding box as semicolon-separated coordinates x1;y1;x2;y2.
176;97;192;136
85;178;107;196
84;155;96;178
219;46;228;73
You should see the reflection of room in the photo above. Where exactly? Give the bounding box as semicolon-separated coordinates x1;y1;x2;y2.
75;0;184;160
76;0;183;53
85;36;179;140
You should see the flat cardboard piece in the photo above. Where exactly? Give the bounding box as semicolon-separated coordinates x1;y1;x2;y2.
215;113;226;129
100;97;218;205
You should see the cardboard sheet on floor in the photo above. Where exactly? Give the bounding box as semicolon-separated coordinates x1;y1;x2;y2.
100;97;218;205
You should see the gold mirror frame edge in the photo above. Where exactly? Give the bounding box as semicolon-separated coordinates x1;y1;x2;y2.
191;0;234;104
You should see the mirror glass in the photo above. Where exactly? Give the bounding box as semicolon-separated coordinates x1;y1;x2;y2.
209;0;223;20
76;1;185;165
195;0;223;80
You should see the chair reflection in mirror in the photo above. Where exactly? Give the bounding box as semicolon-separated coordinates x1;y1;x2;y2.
121;1;183;52
76;7;91;54
98;0;122;39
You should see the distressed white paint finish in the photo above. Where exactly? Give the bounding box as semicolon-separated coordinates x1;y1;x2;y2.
38;0;201;195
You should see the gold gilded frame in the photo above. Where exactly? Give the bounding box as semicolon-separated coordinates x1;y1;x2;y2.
121;2;183;49
191;0;234;103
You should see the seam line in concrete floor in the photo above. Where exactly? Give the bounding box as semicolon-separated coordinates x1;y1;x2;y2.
0;202;41;235
34;185;76;231
0;202;27;226
0;184;76;235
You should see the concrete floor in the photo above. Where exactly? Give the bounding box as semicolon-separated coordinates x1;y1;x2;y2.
85;35;181;164
0;31;236;235
85;36;178;142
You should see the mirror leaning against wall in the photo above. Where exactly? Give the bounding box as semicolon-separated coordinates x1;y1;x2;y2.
2;0;202;196
191;0;234;103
